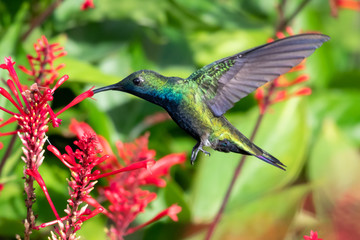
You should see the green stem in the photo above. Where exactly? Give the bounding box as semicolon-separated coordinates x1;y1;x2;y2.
21;0;63;41
204;114;264;240
0;132;17;176
204;81;276;240
276;0;312;33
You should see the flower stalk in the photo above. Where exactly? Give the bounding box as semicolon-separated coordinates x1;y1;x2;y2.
0;35;93;239
205;27;314;240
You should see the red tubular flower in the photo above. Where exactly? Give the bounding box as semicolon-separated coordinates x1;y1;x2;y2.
81;0;95;10
69;120;185;239
330;0;359;20
254;27;312;114
0;54;93;234
0;118;3;149
0;57;54;178
303;230;323;240
18;35;67;88
45;133;106;239
0;55;93;139
294;87;312;96
335;0;360;10
0;57;93;159
125;204;182;235
26;168;60;219
43;122;162;239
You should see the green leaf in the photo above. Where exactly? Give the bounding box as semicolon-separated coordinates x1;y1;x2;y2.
137;180;190;224
77;214;107;240
308;119;360;217
213;185;310;240
163;180;191;222
0;181;25;220
329;70;360;89
309;90;360;145
0;141;22;179
0;2;28;57
189;29;271;68
0;2;28;79
81;98;117;141
58;56;123;85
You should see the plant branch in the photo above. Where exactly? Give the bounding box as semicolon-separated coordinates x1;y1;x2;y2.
276;0;312;33
21;0;63;41
24;174;36;240
204;115;263;240
276;0;287;32
204;81;276;240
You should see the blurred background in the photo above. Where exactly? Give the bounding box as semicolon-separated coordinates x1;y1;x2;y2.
0;0;359;239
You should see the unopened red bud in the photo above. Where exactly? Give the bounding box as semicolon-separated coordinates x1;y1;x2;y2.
294;87;312;96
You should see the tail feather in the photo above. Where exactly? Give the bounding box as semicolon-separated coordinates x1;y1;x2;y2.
222;123;286;170
256;151;286;170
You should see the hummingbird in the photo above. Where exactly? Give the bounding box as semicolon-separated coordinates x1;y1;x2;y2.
93;34;329;170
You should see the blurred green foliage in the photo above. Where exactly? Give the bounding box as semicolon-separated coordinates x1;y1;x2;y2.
0;0;359;239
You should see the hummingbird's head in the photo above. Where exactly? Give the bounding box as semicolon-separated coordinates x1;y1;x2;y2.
93;70;177;105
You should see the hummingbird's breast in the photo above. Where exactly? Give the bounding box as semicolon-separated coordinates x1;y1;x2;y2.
165;87;257;155
165;89;222;143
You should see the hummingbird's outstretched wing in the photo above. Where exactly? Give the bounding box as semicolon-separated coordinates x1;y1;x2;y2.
187;34;330;117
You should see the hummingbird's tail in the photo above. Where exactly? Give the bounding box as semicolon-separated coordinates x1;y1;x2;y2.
255;150;286;171
215;118;286;170
216;136;286;170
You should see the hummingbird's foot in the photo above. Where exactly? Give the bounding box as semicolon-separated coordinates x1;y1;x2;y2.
199;147;211;157
191;143;200;165
191;142;211;165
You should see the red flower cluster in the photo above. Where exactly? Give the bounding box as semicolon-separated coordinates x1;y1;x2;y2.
69;120;185;239
0;58;59;169
81;0;95;10
334;0;360;10
0;56;93;135
304;230;323;240
0;36;93;236
330;0;360;16
32;121;160;239
254;27;312;114
43;135;106;239
18;35;67;88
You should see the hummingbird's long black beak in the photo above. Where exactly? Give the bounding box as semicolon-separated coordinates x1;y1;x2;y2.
93;83;122;94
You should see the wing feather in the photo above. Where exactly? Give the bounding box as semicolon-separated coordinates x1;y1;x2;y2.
186;33;330;116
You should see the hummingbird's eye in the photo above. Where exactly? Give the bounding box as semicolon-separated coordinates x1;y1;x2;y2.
133;78;142;86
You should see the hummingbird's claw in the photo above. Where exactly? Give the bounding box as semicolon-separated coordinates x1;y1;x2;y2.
199;148;211;157
190;157;196;165
191;142;200;165
190;141;210;165
190;148;198;165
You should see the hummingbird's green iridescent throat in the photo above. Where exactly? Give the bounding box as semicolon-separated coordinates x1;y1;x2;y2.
93;33;330;170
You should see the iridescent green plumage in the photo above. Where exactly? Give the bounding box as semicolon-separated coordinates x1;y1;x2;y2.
93;34;330;170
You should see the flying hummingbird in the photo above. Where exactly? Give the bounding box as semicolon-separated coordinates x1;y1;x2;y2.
93;34;329;170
